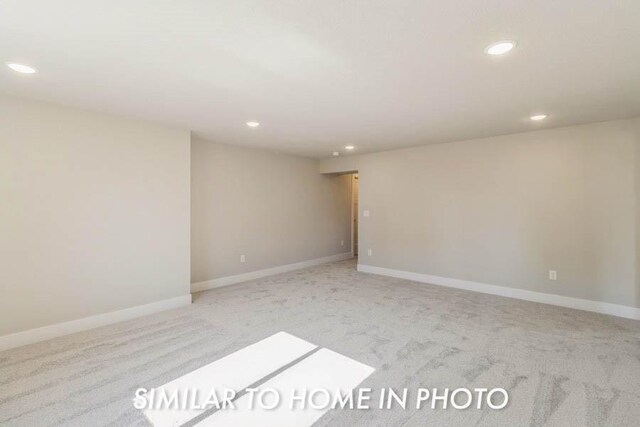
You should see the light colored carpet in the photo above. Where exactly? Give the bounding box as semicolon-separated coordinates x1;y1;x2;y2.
1;259;639;426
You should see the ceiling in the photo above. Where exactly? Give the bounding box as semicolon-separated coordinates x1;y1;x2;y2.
1;1;639;158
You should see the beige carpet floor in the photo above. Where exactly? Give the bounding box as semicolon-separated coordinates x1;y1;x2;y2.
1;259;640;426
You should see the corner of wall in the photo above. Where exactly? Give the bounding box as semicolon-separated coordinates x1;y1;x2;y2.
633;118;640;308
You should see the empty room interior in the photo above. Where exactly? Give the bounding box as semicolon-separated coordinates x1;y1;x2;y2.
1;1;640;426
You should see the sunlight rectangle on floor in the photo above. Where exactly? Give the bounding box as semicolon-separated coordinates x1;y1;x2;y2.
195;348;375;427
141;331;316;427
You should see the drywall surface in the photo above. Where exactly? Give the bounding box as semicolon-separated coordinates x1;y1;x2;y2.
635;118;640;308
320;119;640;308
191;139;351;283
0;96;191;335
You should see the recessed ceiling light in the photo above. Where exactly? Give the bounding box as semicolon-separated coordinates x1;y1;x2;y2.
332;151;340;157
345;145;355;150
6;62;38;74
484;41;516;56
530;114;548;121
246;121;260;127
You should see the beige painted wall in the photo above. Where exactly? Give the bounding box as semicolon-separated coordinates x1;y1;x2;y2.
320;118;640;308
635;118;640;308
191;138;352;283
0;96;191;335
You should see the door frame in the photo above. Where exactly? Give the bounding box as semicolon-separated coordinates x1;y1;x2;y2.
350;173;358;257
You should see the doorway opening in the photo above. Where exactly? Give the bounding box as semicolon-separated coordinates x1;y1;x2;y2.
351;173;359;258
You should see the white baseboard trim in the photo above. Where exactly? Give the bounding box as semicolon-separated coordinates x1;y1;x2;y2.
0;294;192;352
192;252;354;293
357;264;640;321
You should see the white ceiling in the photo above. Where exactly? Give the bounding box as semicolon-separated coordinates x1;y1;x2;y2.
1;1;639;158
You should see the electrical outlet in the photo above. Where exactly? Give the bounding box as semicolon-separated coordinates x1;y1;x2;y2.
549;270;557;281
363;210;370;217
341;239;344;246
367;248;372;256
240;254;246;263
